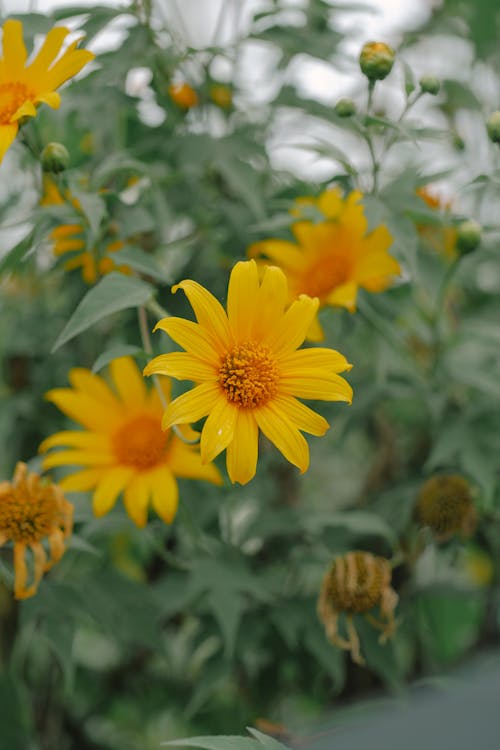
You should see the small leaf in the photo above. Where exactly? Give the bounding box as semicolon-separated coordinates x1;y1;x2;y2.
247;729;292;750
51;273;154;352
112;245;172;283
163;737;258;750
92;344;143;373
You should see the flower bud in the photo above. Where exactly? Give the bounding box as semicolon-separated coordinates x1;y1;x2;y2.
41;142;70;174
456;220;481;254
486;111;500;144
419;76;440;95
359;41;395;81
209;84;232;109
335;98;356;118
168;82;198;109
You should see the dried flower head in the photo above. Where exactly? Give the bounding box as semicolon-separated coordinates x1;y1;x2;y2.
318;551;398;665
418;474;476;541
0;462;73;598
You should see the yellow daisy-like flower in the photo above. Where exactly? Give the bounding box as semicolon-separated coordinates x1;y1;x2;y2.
144;260;353;485
249;188;400;341
0;462;73;599
41;177;131;284
0;19;94;163
168;82;198;109
40;357;222;527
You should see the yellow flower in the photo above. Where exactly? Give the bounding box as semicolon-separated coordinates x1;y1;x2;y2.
144;260;353;485
0;462;73;599
41;177;131;283
40;357;222;527
416;187;457;259
0;20;94;163
209;84;232;109
168;82;198;109
249;188;400;341
317;551;398;665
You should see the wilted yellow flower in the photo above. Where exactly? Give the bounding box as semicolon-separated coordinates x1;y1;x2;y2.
0;19;94;163
144;260;353;485
41;357;222;526
0;462;73;599
417;474;476;542
318;551;398;665
168;82;198;109
416;187;457;259
249;188;400;340
41;177;131;283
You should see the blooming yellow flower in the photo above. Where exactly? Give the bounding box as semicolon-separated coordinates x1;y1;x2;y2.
168;82;198;109
0;462;73;599
318;551;398;665
40;357;222;526
0;20;94;163
41;177;131;284
144;260;353;485
249;188;400;341
416;187;457;260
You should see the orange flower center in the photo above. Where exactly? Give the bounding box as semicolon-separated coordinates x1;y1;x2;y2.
0;82;33;125
218;342;279;408
112;415;168;470
302;252;352;299
0;482;60;544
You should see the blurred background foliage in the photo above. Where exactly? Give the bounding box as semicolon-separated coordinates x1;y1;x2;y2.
1;0;500;748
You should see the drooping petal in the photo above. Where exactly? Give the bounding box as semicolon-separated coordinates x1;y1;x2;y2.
144;352;215;383
109;356;147;409
13;543;29;599
265;294;319;357
255;403;309;473
167;437;222;484
200;396;238;463
92;466;134;517
225;409;259;484
280;372;353;402
153;317;222;365
123;473;151;527
172;279;231;349
227;259;260;341
161;382;220;429
48;528;65;565
280;347;352;374
150;466;179;524
270;395;330;436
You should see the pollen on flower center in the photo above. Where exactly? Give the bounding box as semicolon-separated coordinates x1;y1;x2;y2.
218;341;279;408
0;82;33;124
0;481;60;544
112;415;167;470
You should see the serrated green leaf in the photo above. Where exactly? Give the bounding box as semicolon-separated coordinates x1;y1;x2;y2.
51;273;154;351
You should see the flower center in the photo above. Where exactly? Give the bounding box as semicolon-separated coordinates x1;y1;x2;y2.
218;342;279;408
0;82;33;125
303;251;352;300
0;483;60;544
328;552;387;614
112;415;168;470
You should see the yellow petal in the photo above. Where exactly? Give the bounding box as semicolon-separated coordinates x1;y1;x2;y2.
161;383;220;429
200;396;238;463
51;223;82;238
153;318;221;366
59;468;104;492
326;281;359;312
2;20;27;72
266;295;319;357
150;466;179;524
270;395;329;436
12;100;36;120
48;529;65;566
172;279;231;349
144;352;215;383
255;403;309;473
45;46;95;90
92;466;134;517
280;347;352;374
248;239;306;272
123;474;151;527
252;265;288;341
13;543;29;599
167;438;223;485
45;388;122;432
39;430;109;453
317;187;343;219
35;91;61;109
109;356;147;409
25;26;70;78
227;259;260;341
280;372;353;402
0;123;18;163
69;367;122;409
226;409;259;484
43;449;114;469
305;314;324;342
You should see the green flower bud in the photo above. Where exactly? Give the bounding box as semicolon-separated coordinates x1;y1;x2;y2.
456;220;481;254
334;98;356;118
419;76;440;95
452;133;465;152
486;111;500;144
41;142;70;174
359;41;395;81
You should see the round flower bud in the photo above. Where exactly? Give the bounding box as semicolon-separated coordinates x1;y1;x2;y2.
335;98;356;118
419;76;440;96
41;142;70;174
486;111;500;144
456;220;481;254
209;84;232;109
359;42;395;81
418;475;476;540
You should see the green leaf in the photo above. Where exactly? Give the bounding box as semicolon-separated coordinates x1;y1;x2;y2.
112;245;172;283
51;273;154;351
92;344;143;373
247;728;292;750
164;736;258;750
68;187;106;243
